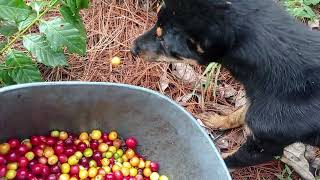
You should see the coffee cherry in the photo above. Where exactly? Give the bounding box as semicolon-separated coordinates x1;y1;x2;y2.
108;131;118;141
44;147;55;158
111;57;121;67
83;148;93;158
68;155;79;166
150;162;159;172
90;130;102;140
8;139;20;149
0;143;10;155
79;133;89;141
59;131;68;141
150;172;160;180
70;165;80;176
17;157;28;168
143;168;152;177
61;163;70;174
98;143;108;153
51;130;60;138
88;167;98;178
79;169;88;179
48;155;59;165
7;162;18;170
17;144;29;155
6;169;16;179
125;137;137;149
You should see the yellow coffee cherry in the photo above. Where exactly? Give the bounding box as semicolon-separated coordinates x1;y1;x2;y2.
111;57;121;67
150;172;160;180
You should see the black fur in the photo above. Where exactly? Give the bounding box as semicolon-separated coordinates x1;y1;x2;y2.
131;0;320;168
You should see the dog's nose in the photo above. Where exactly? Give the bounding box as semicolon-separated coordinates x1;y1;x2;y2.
130;45;140;56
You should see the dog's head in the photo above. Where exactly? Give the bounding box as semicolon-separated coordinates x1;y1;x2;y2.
131;0;235;65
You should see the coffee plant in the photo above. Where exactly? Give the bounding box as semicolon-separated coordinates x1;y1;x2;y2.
283;0;320;20
0;0;89;86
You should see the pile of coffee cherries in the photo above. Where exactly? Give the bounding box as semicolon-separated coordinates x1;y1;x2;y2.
0;130;169;180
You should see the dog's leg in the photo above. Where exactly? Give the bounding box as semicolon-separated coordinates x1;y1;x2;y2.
197;105;247;130
224;136;285;168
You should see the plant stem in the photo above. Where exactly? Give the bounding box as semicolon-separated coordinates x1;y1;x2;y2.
213;64;221;101
0;0;60;56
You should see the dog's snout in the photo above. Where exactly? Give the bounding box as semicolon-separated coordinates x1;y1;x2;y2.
130;42;141;56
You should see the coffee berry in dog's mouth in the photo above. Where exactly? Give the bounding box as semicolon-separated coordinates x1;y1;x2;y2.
0;129;169;180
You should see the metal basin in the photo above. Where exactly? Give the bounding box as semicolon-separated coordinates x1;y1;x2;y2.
0;82;231;180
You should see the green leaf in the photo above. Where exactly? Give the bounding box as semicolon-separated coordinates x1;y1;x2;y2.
303;5;317;19
59;5;86;35
39;17;86;55
285;165;292;175
30;1;48;14
63;0;78;13
304;0;320;6
0;41;6;51
4;50;42;83
292;7;312;18
0;0;31;22
23;34;68;67
18;13;37;31
0;20;18;36
49;0;60;6
77;0;89;9
203;62;217;75
0;64;15;86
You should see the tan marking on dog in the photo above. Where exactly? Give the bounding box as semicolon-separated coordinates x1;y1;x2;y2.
189;38;196;44
222;146;241;159
244;124;252;136
197;104;248;130
196;44;205;54
156;27;163;37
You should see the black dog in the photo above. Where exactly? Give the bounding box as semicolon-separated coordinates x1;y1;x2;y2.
131;0;320;169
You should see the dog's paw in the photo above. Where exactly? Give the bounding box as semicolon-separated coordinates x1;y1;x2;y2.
197;106;247;130
197;112;231;130
197;112;243;130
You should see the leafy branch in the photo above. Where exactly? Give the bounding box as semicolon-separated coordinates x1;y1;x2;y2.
0;0;89;86
283;0;320;20
1;0;58;54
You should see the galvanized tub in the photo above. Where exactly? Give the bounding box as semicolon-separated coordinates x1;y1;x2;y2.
0;82;231;180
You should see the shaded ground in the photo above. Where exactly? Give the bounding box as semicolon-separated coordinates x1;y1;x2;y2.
42;0;316;179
